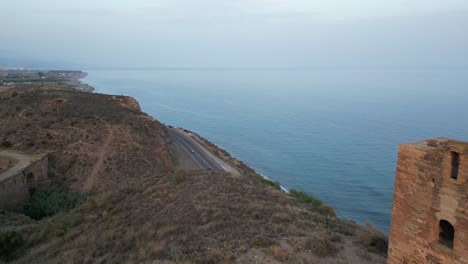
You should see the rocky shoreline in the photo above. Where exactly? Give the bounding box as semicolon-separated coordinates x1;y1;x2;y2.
66;72;95;92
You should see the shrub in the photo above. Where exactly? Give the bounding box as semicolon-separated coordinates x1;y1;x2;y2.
330;221;355;236
358;222;388;256
289;189;323;209
5;130;16;136
250;235;274;248
25;187;85;220
330;234;344;243
318;205;337;218
1;141;12;148
173;170;188;184
27;220;72;246
304;237;339;258
270;245;288;260
53;228;66;237
368;234;388;256
249;173;281;190
0;232;24;261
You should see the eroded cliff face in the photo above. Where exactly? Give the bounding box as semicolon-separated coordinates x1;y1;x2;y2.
111;95;141;112
0;87;174;191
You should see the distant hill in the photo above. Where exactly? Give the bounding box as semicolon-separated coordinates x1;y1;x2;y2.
0;86;174;191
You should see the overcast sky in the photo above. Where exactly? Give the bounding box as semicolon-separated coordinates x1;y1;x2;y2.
1;0;468;68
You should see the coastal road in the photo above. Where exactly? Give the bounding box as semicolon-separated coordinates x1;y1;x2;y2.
167;127;238;174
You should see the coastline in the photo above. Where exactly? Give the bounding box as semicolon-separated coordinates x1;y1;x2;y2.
69;72;95;92
0;69;390;263
80;72;289;192
3;68;395;233
178;127;289;192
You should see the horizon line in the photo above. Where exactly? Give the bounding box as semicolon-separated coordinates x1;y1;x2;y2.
82;65;468;71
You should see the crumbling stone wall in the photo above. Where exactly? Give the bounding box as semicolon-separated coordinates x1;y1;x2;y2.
23;155;49;190
388;138;468;264
0;156;17;174
0;172;30;211
0;155;49;211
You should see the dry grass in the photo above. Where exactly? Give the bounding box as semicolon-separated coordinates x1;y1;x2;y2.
6;171;387;263
304;236;341;258
0;87;174;191
270;245;288;261
1;86;388;263
356;222;389;257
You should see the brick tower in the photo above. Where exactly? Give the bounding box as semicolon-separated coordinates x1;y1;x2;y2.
388;138;468;263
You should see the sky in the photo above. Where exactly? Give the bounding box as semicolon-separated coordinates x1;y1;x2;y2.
1;0;468;68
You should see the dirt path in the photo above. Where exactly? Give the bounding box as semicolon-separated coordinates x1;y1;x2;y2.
0;151;33;182
82;124;115;191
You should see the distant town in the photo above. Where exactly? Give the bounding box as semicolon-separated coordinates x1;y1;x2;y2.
0;69;93;92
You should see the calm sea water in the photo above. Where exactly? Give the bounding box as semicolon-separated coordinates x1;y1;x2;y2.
83;68;468;233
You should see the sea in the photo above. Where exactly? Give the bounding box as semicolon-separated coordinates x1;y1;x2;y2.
83;68;468;233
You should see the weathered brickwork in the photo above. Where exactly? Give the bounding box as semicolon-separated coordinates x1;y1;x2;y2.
388;138;468;264
0;173;30;211
0;156;17;173
0;154;49;211
23;155;50;190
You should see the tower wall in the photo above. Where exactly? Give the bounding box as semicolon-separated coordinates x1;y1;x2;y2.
388;139;468;264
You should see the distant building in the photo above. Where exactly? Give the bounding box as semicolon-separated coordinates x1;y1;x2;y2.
388;138;468;264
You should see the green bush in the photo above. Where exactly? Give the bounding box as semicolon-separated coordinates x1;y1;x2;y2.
249;173;281;190
0;232;24;261
25;187;85;220
289;189;323;209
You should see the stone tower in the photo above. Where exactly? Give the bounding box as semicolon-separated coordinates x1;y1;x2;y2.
388;138;468;263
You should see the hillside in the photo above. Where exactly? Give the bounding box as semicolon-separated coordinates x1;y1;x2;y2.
0;86;173;191
0;82;387;263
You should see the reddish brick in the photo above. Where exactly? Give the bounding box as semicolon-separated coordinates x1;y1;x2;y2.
388;138;468;264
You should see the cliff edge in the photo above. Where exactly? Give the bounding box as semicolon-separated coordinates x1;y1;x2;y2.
0;79;387;263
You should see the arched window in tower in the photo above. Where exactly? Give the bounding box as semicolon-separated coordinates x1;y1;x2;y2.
451;152;460;180
439;220;454;249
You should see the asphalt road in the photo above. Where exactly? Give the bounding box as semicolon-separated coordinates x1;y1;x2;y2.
168;128;224;171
